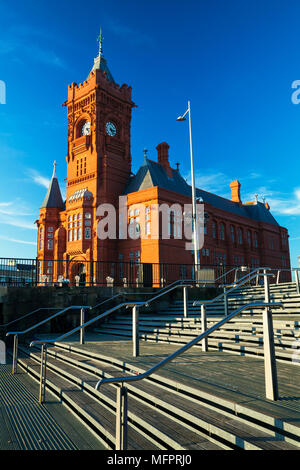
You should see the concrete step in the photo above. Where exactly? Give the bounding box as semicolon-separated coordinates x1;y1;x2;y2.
15;340;300;450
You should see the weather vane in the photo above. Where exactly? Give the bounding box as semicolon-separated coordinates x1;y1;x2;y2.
97;27;104;54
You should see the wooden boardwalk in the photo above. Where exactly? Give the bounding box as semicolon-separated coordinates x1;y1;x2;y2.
63;333;300;433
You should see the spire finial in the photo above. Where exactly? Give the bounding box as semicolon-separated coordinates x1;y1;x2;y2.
143;148;148;159
52;160;57;179
97;27;104;55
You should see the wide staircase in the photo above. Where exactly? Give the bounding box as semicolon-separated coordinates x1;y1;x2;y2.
2;272;300;451
93;281;300;365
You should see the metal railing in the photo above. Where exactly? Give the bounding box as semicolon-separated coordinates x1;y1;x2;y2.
0;307;59;330
193;269;274;352
26;281;193;403
94;269;282;449
273;268;300;293
6;305;91;375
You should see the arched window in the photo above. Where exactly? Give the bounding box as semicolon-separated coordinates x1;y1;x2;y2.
247;230;251;246
237;228;243;244
212;221;217;239
230;225;235;243
219;223;225;241
253;232;258;248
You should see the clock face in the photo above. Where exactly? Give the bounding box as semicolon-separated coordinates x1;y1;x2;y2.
81;121;91;136
106;121;117;137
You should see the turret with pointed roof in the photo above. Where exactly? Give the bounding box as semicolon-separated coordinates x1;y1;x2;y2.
41;161;65;210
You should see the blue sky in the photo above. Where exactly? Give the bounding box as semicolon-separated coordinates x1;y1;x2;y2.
1;0;300;266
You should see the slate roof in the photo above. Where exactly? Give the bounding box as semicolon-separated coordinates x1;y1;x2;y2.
123;158;279;226
41;171;65;210
90;54;115;83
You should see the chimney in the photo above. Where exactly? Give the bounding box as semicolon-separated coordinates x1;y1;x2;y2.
230;180;242;203
156;142;172;177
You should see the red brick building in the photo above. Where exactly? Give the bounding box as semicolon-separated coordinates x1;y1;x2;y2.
36;36;290;286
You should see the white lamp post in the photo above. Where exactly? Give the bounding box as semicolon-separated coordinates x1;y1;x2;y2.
177;100;200;276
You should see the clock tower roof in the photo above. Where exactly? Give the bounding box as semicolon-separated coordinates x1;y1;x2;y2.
89;28;115;83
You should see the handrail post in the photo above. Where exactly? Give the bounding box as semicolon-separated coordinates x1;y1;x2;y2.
80;308;85;345
183;286;188;318
276;270;281;285
223;287;228;316
12;334;18;375
39;344;47;404
295;269;300;295
132;305;139;357
263;270;278;401
201;305;208;352
115;386;128;450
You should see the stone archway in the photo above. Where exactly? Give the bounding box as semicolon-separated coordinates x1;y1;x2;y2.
70;261;87;286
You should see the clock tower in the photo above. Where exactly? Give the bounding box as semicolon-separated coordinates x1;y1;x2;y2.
63;30;135;264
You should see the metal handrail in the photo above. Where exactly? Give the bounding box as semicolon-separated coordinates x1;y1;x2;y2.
271;267;300;293
214;266;248;284
193;270;271;308
93;267;283;449
6;305;91;338
29;282;193;348
0;307;59;329
219;266;269;288
6;305;91;375
89;279;192;312
29;301;143;347
192;268;272;321
29;281;194;404
95;301;282;391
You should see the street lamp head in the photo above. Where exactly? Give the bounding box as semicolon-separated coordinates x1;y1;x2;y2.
176;116;186;121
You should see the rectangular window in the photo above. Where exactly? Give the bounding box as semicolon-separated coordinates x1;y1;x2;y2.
85;227;91;239
48;239;53;250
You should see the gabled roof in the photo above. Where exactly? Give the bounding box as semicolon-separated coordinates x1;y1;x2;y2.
41;163;65;210
123;158;279;226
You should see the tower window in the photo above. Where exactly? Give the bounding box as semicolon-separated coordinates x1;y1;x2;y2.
85;227;91;239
